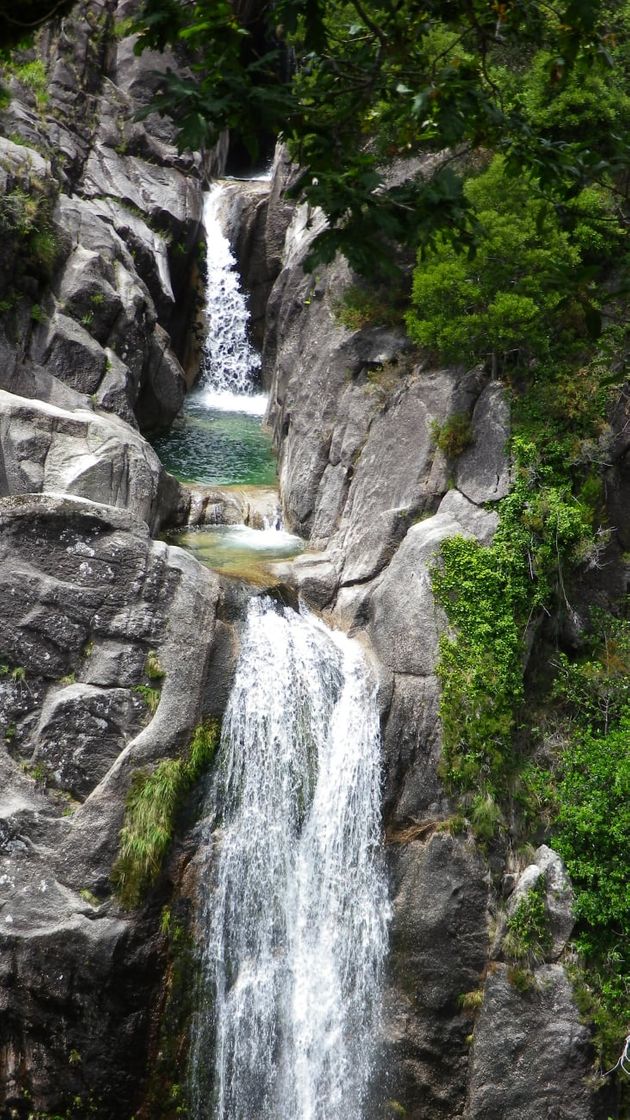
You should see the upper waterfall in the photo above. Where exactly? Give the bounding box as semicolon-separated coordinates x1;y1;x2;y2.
197;183;266;415
189;597;390;1120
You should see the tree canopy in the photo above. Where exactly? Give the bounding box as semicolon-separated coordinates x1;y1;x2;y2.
130;0;630;272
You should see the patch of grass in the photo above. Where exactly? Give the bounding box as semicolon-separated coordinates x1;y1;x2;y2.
146;650;166;681
431;413;473;459
29;228;57;273
507;965;535;993
30;302;47;323
79;889;99;908
503;874;551;965
469;789;505;841
459;987;485;1012
112;721;219;908
9;59;49;110
22;760;49;785
133;684;161;715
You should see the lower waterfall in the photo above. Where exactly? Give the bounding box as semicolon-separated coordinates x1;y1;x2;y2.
189;597;390;1120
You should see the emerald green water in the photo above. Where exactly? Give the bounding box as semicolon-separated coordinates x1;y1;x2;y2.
168;524;304;583
151;392;276;487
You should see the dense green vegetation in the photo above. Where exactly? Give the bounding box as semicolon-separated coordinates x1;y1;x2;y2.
407;155;623;363
112;722;219;909
130;0;628;273
425;150;628;1076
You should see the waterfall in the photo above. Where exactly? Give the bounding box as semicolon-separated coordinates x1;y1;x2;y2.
189;597;390;1120
197;184;265;414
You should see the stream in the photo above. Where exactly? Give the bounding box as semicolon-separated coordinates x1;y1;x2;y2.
152;181;302;574
152;176;389;1120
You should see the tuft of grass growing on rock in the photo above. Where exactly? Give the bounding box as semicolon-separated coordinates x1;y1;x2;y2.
503;874;551;965
459;987;485;1013
146;650;165;681
112;721;219;909
8;59;49;110
133;683;161;714
431;413;473;459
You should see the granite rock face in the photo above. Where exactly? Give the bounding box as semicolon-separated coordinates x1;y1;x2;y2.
0;5;234;1116
465;964;598;1120
261;204;610;1120
0;389;179;531
0;0;216;435
0;494;225;1117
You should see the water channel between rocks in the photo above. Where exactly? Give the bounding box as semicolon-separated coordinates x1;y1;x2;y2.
151;176;389;1120
151;181;303;579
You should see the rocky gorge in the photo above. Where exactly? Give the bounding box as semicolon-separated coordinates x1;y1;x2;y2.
0;2;627;1119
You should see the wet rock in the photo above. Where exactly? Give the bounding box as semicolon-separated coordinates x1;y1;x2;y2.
82;147;202;250
339;373;455;584
382;674;444;823
29;683;145;799
135;323;186;432
30;310;108;395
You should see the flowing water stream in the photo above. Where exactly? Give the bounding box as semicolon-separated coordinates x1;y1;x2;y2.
151;183;274;489
189;597;389;1120
153;180;295;569
153;180;390;1117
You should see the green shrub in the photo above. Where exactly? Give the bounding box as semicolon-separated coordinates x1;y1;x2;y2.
432;446;594;792
334;282;403;331
555;716;630;943
112;721;219;908
0;188;40;236
406;156;622;371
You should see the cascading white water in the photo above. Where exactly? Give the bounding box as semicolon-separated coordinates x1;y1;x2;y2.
198;184;266;415
189;597;390;1120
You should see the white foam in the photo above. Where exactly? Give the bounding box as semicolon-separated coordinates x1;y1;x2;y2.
193;385;268;416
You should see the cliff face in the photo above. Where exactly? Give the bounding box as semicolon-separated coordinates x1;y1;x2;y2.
0;4;236;1116
261;200;619;1120
0;6;624;1120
